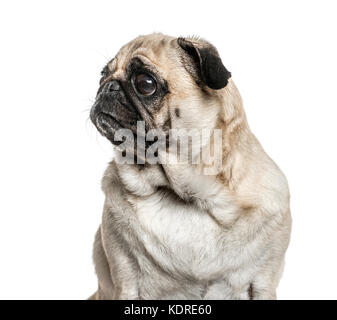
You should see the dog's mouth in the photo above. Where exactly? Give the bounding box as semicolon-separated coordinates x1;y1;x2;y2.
90;93;142;145
95;112;123;137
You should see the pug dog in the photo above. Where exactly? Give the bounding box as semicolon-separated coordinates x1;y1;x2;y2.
89;33;291;300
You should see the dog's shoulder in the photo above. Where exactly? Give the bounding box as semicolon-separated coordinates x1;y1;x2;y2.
101;160;120;196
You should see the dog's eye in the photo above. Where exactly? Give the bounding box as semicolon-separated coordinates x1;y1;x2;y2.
135;73;157;96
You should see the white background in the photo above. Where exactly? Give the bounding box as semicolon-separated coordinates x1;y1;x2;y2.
0;0;336;299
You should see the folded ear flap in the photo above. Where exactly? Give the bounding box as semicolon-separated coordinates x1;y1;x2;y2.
177;37;231;90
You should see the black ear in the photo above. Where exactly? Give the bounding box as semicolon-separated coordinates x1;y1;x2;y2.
177;37;231;90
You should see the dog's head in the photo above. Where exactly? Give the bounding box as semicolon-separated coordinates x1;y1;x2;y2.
90;33;232;148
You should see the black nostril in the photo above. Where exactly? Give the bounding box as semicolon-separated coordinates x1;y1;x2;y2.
108;80;120;92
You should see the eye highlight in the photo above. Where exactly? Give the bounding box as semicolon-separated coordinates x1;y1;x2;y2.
134;73;157;96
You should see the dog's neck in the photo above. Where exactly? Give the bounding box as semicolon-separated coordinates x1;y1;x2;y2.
112;81;253;207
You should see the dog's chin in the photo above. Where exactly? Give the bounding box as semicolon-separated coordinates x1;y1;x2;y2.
97;112;122;131
93;113;125;144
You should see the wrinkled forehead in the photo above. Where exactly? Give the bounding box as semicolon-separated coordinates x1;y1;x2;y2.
107;34;178;78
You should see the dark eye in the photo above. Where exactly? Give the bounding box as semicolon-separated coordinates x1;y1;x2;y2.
135;73;157;96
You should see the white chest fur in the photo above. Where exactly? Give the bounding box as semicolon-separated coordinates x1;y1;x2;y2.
109;163;277;299
126;188;259;284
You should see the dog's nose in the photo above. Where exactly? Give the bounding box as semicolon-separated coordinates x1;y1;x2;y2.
97;79;121;96
107;80;120;92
